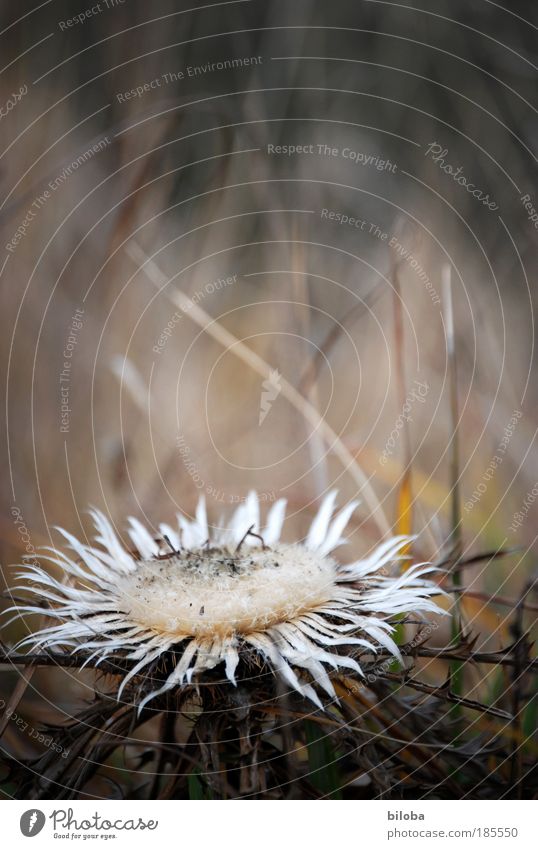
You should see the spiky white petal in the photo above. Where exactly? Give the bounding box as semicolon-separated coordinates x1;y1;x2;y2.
4;492;446;710
305;489;338;549
262;498;287;545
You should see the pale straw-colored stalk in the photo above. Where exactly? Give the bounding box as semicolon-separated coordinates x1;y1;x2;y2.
126;241;390;537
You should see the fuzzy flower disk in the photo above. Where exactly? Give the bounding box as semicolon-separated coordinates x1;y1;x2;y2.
125;545;335;638
6;491;446;710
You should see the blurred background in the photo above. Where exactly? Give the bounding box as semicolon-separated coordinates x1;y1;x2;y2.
0;0;536;795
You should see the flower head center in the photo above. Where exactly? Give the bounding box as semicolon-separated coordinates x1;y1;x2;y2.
119;543;336;639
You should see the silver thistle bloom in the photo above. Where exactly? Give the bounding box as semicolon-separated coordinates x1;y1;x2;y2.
6;492;445;710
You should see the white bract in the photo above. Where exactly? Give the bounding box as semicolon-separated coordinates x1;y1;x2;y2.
6;491;445;710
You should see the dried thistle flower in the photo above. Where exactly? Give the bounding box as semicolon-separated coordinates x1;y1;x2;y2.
6;491;444;710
